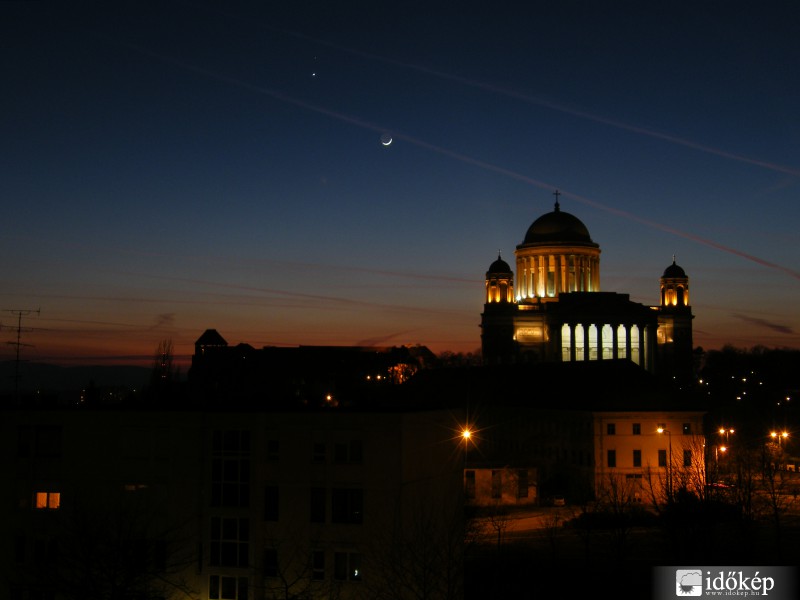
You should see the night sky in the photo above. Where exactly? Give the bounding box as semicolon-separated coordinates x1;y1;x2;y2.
2;1;798;367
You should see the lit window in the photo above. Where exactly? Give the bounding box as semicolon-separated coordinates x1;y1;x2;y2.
34;492;60;510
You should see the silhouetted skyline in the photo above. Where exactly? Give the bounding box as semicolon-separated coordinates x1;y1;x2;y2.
2;1;798;367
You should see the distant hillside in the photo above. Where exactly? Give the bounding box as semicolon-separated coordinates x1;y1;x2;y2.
0;361;152;393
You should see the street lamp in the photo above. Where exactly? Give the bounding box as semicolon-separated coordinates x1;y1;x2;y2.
657;426;673;502
461;427;472;468
715;445;727;463
770;430;789;443
718;427;735;444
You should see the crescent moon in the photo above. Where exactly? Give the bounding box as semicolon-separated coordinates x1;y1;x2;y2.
380;134;393;146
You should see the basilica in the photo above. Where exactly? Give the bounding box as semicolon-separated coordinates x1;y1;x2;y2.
480;194;694;382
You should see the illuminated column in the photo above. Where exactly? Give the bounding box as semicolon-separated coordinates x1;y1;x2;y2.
528;258;534;298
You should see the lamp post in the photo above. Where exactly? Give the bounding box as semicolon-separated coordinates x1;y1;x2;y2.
657;426;672;502
462;427;472;468
719;427;734;444
770;431;789;470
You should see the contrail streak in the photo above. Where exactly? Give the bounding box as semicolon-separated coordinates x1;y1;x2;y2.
282;27;800;179
114;38;800;283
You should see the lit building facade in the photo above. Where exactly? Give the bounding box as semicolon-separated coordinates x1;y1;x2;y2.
481;197;694;382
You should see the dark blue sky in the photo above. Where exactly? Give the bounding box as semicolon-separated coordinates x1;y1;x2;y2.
2;1;798;365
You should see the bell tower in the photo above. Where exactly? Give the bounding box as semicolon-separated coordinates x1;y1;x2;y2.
480;254;518;364
657;257;694;383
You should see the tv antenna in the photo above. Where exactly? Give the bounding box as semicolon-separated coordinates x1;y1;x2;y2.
4;308;41;398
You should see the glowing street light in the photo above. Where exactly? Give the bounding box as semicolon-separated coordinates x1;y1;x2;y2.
461;426;473;469
718;427;735;444
770;430;789;444
657;426;673;502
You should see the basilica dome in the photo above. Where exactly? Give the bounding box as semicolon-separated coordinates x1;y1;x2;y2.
521;203;595;246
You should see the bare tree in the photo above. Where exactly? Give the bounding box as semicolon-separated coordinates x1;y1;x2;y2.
365;498;465;600
47;496;198;600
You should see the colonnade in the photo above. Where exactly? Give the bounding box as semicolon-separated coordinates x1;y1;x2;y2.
517;253;600;299
560;322;653;370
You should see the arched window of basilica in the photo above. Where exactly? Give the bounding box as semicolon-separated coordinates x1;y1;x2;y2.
575;324;585;361
588;324;598;360
616;325;628;360
602;324;613;359
630;325;640;366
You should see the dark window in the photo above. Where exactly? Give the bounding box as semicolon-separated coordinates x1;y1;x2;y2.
210;517;249;567
683;450;692;467
633;450;642;468
312;442;326;463
464;471;476;499
264;485;279;521
35;426;63;458
334;552;362;581
14;536;25;563
211;431;251;508
682;423;692;435
264;548;278;577
310;487;326;523
267;439;279;461
210;575;248;600
312;550;325;580
491;470;502;498
331;488;363;524
517;470;529;498
658;449;667;467
632;423;641;435
606;423;616;435
333;440;363;464
607;450;616;468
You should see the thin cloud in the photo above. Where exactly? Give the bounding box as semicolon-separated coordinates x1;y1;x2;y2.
732;314;794;335
151;313;176;330
354;330;417;347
